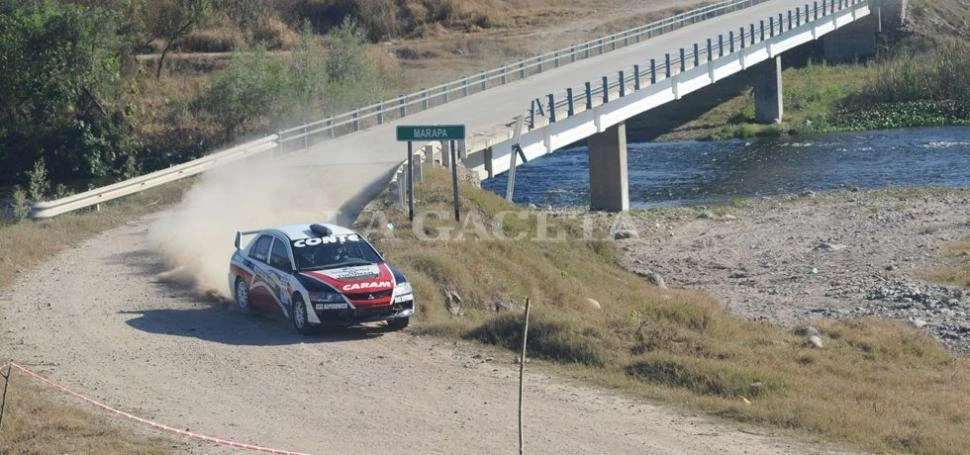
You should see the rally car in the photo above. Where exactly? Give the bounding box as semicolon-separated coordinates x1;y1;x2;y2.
228;223;414;335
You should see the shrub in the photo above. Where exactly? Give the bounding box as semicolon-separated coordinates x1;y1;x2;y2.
464;311;610;366
10;186;30;222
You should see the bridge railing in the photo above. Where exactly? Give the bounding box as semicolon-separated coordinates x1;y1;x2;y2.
29;0;771;219
528;0;868;130
273;0;770;148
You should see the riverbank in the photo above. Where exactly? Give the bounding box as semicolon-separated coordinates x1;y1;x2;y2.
617;187;970;353
629;38;970;143
360;169;970;454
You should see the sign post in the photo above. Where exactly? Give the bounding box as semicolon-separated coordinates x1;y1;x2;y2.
397;125;466;222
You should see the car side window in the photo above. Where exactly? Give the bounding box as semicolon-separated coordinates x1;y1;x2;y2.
249;235;272;263
268;238;292;271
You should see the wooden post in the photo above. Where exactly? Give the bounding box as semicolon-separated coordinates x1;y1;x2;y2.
0;362;12;432
518;298;532;455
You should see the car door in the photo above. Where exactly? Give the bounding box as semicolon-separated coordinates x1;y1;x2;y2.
246;235;277;313
265;237;295;317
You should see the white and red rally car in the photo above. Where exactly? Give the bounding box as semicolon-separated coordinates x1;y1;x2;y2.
228;223;414;334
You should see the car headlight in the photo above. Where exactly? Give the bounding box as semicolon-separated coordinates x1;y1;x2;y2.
309;291;344;303
394;282;413;296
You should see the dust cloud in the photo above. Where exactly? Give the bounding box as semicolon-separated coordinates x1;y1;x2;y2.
148;149;394;297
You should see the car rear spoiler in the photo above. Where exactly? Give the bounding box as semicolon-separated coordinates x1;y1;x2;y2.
234;230;261;250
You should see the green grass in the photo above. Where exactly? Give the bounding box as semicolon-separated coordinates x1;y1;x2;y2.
921;237;970;288
363;169;970;454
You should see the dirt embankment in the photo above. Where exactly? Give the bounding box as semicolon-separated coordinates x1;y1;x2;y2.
618;188;970;352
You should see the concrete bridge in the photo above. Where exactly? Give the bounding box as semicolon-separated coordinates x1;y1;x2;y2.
317;0;896;214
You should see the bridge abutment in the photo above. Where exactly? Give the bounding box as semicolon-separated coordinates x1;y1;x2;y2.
822;0;907;61
754;56;783;124
588;122;629;212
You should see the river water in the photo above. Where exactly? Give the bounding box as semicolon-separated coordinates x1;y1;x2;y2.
482;127;970;209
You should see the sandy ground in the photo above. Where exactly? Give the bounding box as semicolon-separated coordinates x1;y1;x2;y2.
0;217;854;454
619;188;970;350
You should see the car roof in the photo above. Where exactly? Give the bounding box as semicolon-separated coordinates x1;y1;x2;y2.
273;223;357;241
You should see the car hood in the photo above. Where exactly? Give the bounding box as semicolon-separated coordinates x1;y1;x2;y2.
300;263;396;305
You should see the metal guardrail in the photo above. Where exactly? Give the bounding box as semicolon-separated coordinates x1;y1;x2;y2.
526;0;867;130
29;136;279;219
29;0;771;219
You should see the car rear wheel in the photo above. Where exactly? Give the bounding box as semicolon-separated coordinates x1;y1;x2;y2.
290;295;314;336
386;317;410;331
234;278;252;312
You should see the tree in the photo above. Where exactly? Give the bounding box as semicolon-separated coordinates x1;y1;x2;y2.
152;0;212;78
0;0;138;184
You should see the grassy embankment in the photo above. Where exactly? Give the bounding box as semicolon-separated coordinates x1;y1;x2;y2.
922;235;970;289
359;169;970;454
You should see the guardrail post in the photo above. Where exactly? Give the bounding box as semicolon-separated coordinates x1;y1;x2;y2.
634;65;641;90
444;84;450;103
538;59;544;73
623;33;628;47
502;67;508;84
650;59;657;84
760;20;766;41
554;50;560;68
612;37;617;50
797;7;801;26
548;94;556;123
585;82;592;110
399;96;407;118
665;53;671;78
718;34;724;57
788;10;793;30
586;42;591;58
804;4;809;24
520;62;526;79
750;24;756;44
303;124;309;150
352;112;360;132
694;43;700;67
463;80;469;97
481;73;487;91
423;91;430;110
729;31;735;53
815;1;819;19
529;100;536;129
618;70;626;97
327;117;334;138
679;48;686;73
740;28;746;49
598;38;604;54
602;76;609;104
277;129;283;155
378;102;385;125
567;88;575;116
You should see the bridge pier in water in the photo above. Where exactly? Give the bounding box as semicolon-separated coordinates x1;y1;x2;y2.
588;122;629;212
753;56;784;124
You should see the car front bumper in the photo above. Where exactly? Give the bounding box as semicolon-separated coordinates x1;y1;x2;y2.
311;299;414;326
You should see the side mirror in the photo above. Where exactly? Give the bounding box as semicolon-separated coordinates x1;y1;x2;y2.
234;232;241;250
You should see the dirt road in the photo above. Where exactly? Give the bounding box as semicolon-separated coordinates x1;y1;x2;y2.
0;216;852;454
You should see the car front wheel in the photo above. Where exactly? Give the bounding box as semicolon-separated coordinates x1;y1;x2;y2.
290;295;314;336
386;317;410;331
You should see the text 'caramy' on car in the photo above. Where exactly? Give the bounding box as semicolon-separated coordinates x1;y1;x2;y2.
228;223;415;334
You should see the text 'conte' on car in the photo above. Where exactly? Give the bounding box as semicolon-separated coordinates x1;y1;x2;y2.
228;223;415;334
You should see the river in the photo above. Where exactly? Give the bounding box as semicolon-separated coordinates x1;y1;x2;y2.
482;126;970;208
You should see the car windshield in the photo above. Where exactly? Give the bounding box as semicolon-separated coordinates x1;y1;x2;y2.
292;234;382;271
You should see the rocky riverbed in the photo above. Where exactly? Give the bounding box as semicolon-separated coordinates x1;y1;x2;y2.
613;188;970;353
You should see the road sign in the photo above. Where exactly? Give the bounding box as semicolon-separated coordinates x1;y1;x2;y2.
397;125;465;142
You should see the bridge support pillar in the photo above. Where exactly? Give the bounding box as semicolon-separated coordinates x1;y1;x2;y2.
754;56;783;124
588;122;629;212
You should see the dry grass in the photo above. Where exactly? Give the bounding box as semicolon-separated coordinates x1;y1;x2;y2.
921;237;970;288
360;169;970;454
0;377;175;454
